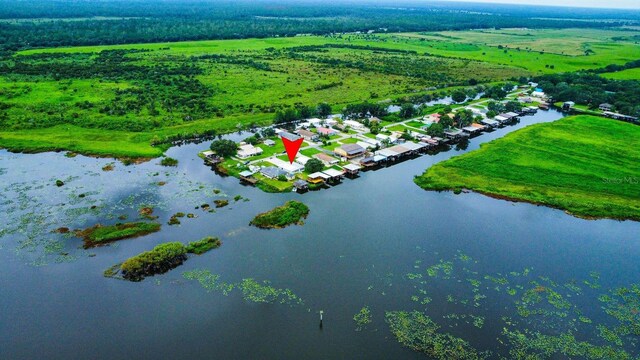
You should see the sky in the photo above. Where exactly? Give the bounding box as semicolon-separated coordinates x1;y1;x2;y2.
441;0;640;9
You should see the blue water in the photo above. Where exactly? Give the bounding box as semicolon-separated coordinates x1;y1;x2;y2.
1;109;638;359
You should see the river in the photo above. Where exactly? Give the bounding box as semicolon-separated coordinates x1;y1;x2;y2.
1;109;638;359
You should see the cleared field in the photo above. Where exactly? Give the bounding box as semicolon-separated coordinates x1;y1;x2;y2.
602;67;640;80
405;28;640;55
414;115;640;221
384;28;640;73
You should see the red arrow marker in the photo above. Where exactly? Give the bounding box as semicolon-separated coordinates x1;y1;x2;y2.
281;136;304;164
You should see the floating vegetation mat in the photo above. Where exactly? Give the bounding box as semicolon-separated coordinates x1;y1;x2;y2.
380;251;640;359
183;269;304;306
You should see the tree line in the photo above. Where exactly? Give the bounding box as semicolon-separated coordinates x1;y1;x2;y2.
0;0;631;51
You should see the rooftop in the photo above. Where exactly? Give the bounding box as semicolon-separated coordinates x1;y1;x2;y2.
323;168;345;177
314;153;338;163
280;131;301;142
297;129;316;137
267;157;304;173
337;143;365;155
343;164;361;171
260;167;287;178
308;172;331;180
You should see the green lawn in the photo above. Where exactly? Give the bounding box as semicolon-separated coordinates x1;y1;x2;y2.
414;115;640;220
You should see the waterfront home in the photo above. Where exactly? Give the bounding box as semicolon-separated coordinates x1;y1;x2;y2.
562;101;575;110
316;127;338;136
296;129;319;141
505;112;520;119
360;154;387;167
603;111;639;123
260;166;290;180
344;120;366;131
307;172;330;184
239;170;258;185
263;139;276;147
376;148;400;160
314;153;339;166
389;141;426;156
267;157;304;174
293;179;309;192
462;125;482;135
294;154;311;165
343;163;362;176
599;103;613;111
237;144;264;159
444;128;465;140
420;137;439;148
334;143;366;159
322;168;345;182
480;118;499;128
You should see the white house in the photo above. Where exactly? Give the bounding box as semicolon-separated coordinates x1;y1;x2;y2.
237;144;263;159
344;120;366;131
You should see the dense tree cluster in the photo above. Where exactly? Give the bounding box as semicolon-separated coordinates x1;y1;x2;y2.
536;73;640;116
209;139;238;157
342;102;388;119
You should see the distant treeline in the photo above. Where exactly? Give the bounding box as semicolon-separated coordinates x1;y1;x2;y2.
590;59;640;74
1;0;638;51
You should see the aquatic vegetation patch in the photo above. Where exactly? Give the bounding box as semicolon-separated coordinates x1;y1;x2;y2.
353;306;372;331
239;279;304;305
183;269;235;295
386;311;488;359
392;252;640;358
183;269;303;306
249;201;310;229
214;199;229;208
159;157;178;167
76;221;161;247
186;237;221;255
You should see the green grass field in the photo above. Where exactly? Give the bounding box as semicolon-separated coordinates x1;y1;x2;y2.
414;115;640;220
2;28;639;158
602;68;640;80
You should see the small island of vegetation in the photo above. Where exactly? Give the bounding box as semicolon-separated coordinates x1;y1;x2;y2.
76;221;161;248
186;237;222;255
414;115;640;221
106;236;223;281
114;242;187;282
250;201;310;229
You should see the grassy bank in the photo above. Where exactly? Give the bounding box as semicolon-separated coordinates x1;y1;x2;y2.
76;221;161;247
414;115;640;221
